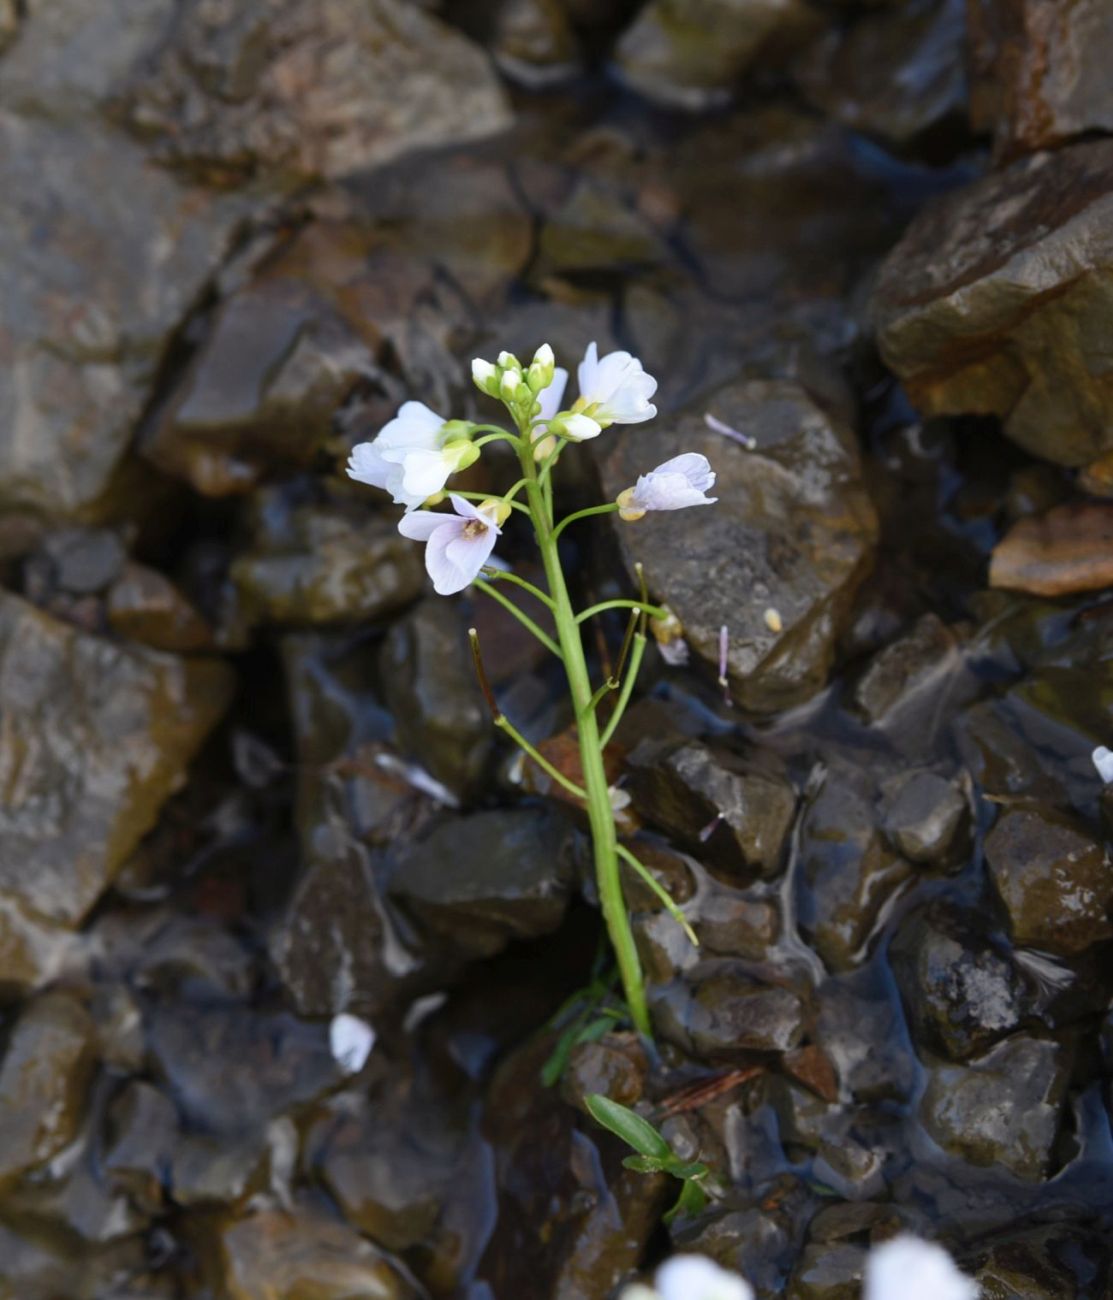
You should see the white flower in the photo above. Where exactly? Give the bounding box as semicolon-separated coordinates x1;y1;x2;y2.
617;453;717;520
576;341;658;427
864;1236;977;1300
536;367;569;428
397;493;504;595
347;401;476;511
329;1013;375;1075
619;1256;753;1300
1093;745;1113;783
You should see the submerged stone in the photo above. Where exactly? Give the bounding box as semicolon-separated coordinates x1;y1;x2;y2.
984;804;1113;956
598;378;878;714
872;139;1113;467
879;769;969;867
106;562;215;653
653;964;807;1059
919;1034;1068;1179
0;593;234;925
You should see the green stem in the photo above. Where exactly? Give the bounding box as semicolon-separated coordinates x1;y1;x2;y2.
615;844;699;948
474;431;522;450
598;631;647;749
552;502;621;544
516;435;651;1039
495;716;586;801
473;578;561;658
479;567;556;611
576;598;669;625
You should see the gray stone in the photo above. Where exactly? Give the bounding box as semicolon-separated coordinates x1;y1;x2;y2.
597;378;878;714
880;770;968;865
919;1034;1068;1179
0;593;234;925
0;115;250;519
889;902;1031;1061
872;139;1113;468
120;0;511;185
615;0;823;110
390;808;577;959
0;992;96;1186
969;0;1113;160
625;739;796;879
652;964;807;1059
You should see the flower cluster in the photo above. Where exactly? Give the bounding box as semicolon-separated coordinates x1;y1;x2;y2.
621;1236;978;1300
347;341;714;595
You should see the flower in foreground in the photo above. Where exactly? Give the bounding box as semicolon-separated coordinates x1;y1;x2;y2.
347;401;477;511
397;493;505;595
576;341;658;429
1093;745;1113;783
864;1235;978;1300
620;1255;753;1300
617;453;717;521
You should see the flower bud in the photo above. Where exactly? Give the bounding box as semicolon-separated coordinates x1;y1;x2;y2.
616;487;645;522
440;419;476;440
422;490;447;507
499;369;522;401
478;497;512;526
444;440;481;473
497;351;522;373
471;358;500;397
549;411;601;442
532;433;557;462
527;343;556;394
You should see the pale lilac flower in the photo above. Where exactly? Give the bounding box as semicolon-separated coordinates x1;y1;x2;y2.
1093;745;1113;783
535;367;569;430
619;1255;753;1300
864;1236;978;1300
347;401;475;511
704;411;756;450
397;494;503;596
576;341;658;428
617;453;716;520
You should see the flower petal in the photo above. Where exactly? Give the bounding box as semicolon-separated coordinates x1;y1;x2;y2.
375;401;446;450
577;341;600;400
562;413;602;441
397;510;449;541
863;1236;977;1300
396;449;454;499
655;1255;753;1300
536;367;569;424
346;441;391;489
423;521;493;595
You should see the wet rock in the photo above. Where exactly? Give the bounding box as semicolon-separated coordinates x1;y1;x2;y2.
231;496;424;626
797;764;912;974
103;1080;179;1213
615;0;822;110
145;1002;339;1135
879;770;968;866
788;1240;864;1298
968;1222;1113;1297
477;1034;665;1299
0;593;234;925
492;0;580;85
0;0;17;53
968;0;1113;159
535;174;670;282
684;1195;806;1300
36;528;127;595
990;501;1113;597
106;562;214;652
919;1034;1069;1179
0;894;73;999
889;901;1031;1060
313;1087;463;1253
0;1221;147;1299
625;739;796;880
221;1202;418;1300
0;114;250;519
850;614;975;736
380;598;495;798
984;804;1113;956
694;882;781;962
794;0;966;147
170;1131;268;1209
815;968;917;1104
561;1034;649;1112
141;223;389;496
598;378;878;714
0;992;96;1186
871;139;1113;468
121;0;510;186
652;964;807;1060
390;808;577;959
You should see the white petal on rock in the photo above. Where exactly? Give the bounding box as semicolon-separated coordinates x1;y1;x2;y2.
329;1013;376;1075
1093;745;1113;784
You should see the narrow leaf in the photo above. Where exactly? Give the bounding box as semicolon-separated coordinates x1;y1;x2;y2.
585;1094;672;1161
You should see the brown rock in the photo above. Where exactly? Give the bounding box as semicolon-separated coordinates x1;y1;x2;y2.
968;0;1113;160
989;501;1113;597
107;562;214;651
872;139;1113;467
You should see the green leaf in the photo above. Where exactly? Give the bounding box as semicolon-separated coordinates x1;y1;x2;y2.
585;1094;672;1161
670;1161;710;1181
663;1176;708;1225
622;1154;669;1174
